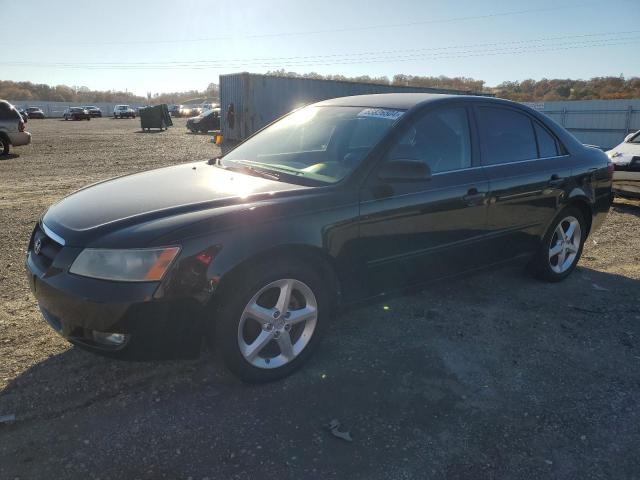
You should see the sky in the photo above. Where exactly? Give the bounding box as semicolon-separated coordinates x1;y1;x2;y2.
1;0;639;95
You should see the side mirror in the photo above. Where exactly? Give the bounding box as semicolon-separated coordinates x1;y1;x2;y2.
624;133;635;142
378;159;431;182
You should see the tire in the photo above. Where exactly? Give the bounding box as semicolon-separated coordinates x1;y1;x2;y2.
211;259;334;382
0;136;9;156
529;206;586;282
87;117;91;121
64;115;68;121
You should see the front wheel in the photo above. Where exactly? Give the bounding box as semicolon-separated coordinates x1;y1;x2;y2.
529;206;586;282
211;261;333;382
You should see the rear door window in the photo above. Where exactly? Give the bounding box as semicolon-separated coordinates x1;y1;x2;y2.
477;107;538;165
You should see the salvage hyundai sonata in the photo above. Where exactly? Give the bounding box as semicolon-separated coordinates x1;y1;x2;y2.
26;93;613;382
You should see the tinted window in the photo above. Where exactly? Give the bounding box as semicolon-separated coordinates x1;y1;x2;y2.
534;121;559;157
0;102;19;121
386;107;471;173
477;107;537;165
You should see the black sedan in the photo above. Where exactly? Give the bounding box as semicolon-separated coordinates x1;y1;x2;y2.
26;94;613;382
26;106;46;119
186;108;221;133
63;107;91;121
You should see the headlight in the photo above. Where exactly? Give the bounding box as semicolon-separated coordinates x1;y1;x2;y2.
607;151;621;159
69;247;180;282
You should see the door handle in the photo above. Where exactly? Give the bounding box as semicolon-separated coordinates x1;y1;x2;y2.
462;188;486;206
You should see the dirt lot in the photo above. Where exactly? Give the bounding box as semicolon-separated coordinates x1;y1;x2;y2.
1;118;639;479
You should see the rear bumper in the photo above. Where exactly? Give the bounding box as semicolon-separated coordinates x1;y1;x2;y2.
8;131;31;147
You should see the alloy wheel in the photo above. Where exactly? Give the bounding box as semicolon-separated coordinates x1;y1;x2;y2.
237;278;318;369
548;216;582;274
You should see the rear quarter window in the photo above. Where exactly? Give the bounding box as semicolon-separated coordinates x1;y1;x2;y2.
533;121;559;158
0;103;20;121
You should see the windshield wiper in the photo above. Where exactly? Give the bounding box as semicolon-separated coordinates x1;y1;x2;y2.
223;161;281;181
234;159;306;176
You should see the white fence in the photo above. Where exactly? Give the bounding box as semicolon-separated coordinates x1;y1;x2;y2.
524;99;640;149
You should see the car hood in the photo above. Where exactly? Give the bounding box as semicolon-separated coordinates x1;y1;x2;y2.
43;161;312;246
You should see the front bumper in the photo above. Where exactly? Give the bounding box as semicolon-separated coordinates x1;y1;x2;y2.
8;131;31;147
25;224;203;359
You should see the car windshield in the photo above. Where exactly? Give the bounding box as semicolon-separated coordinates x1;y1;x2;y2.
221;105;405;184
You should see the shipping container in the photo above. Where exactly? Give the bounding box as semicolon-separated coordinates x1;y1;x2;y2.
524;99;640;149
219;72;490;141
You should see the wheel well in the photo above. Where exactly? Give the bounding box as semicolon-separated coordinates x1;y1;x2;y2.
213;245;342;305
0;131;9;143
567;198;593;237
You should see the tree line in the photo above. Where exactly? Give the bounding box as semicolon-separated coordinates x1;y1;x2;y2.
2;74;639;103
266;70;640;101
0;81;219;105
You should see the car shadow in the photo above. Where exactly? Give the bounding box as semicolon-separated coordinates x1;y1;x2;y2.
134;130;166;134
0;153;20;160
1;265;639;477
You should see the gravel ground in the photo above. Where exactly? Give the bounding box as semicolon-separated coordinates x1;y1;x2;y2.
1;118;639;479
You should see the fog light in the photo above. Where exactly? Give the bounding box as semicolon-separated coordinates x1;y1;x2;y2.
92;331;128;346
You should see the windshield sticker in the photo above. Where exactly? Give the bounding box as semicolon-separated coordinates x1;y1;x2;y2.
357;108;405;121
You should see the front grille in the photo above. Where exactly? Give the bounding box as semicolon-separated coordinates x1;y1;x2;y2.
31;224;63;270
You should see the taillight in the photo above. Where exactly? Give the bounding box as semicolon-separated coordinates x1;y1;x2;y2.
18;119;25;132
607;161;614;179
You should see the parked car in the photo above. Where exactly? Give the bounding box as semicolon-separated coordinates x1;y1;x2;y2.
25;106;46;119
186;108;221;133
113;105;135;119
63;107;91;121
83;106;102;118
180;105;201;117
0;100;31;155
26;94;613;382
169;104;182;117
607;130;640;198
201;103;217;112
17;108;28;123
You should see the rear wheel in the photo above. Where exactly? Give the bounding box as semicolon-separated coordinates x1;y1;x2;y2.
0;136;9;156
530;206;586;282
211;260;334;382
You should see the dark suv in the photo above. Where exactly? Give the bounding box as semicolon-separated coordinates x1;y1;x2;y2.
26;94;612;382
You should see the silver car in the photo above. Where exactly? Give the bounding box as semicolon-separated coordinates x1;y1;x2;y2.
607;131;640;198
0;100;31;156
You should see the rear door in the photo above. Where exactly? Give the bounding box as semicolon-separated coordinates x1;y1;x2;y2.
357;104;491;295
474;105;570;260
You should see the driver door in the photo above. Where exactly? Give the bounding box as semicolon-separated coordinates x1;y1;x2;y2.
357;105;491;295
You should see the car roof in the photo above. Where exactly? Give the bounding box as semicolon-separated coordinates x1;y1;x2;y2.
314;93;499;109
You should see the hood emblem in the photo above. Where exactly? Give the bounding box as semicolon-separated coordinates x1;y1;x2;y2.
34;238;42;255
